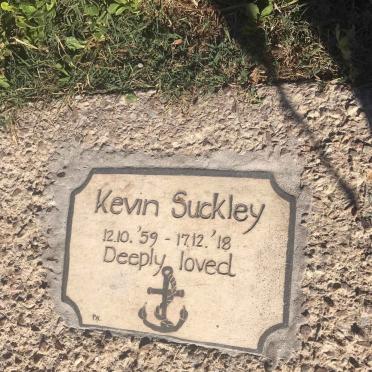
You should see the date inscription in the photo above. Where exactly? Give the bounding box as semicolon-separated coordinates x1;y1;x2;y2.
103;227;232;250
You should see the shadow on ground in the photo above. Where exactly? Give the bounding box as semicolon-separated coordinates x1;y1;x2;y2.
211;0;372;208
300;0;372;135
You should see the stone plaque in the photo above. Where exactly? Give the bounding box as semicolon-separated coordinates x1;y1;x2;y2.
63;168;296;353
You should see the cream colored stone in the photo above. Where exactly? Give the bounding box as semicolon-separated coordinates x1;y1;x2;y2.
63;169;295;352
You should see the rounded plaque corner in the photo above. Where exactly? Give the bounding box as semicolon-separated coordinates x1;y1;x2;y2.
61;293;84;327
71;168;98;198
256;321;287;354
268;174;296;205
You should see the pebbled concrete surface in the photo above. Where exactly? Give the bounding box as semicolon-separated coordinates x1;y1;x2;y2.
0;83;371;371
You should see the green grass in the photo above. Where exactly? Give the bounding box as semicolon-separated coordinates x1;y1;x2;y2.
0;0;371;112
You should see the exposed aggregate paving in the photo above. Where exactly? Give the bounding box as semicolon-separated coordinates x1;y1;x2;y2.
0;83;371;371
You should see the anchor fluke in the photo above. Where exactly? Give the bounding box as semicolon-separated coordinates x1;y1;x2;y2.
180;306;188;321
138;266;187;333
155;305;164;320
138;305;147;320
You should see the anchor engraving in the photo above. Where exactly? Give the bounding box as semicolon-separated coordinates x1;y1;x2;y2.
138;266;188;333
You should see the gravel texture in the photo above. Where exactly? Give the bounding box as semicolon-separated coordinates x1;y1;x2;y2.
0;83;371;371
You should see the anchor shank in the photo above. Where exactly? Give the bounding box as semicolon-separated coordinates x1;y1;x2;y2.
160;272;171;320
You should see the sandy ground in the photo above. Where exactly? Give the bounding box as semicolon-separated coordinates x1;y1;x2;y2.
0;83;371;371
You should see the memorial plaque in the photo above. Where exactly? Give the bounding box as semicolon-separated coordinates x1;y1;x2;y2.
63;168;296;352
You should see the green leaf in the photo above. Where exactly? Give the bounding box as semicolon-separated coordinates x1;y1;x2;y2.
114;0;139;11
0;76;10;89
65;36;86;51
261;2;273;17
19;4;37;16
124;93;137;103
245;3;259;21
84;4;100;17
108;3;120;14
0;2;13;12
15;16;28;30
46;0;56;12
115;6;126;15
58;76;70;86
54;63;70;77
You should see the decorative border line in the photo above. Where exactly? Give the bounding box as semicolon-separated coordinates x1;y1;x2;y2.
62;167;296;354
